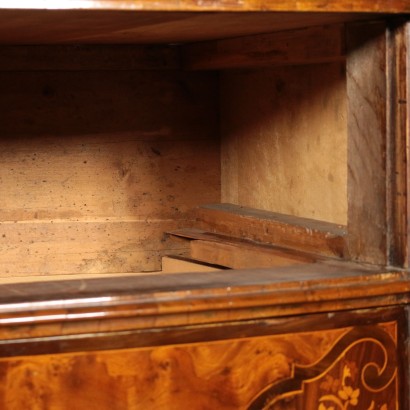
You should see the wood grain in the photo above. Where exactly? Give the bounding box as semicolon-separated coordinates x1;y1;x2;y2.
0;327;349;410
169;227;317;262
0;321;399;409
195;204;346;258
0;220;189;275
183;25;345;70
386;21;410;268
346;21;387;265
248;324;398;410
0;69;220;275
189;240;305;269
220;63;347;225
0;264;405;343
190;240;312;269
0;0;407;12
0;10;376;45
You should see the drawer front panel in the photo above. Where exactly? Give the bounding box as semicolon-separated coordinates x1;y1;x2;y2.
0;321;399;410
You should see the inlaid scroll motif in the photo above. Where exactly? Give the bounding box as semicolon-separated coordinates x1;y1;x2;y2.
247;325;397;410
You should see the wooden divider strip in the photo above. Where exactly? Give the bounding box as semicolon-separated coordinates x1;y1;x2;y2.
194;204;346;258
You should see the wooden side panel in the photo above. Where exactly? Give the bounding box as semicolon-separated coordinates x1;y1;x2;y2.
346;22;387;265
220;62;347;225
0;69;220;275
0;322;398;410
386;22;410;268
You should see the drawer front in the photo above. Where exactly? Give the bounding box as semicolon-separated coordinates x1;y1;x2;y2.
0;320;401;410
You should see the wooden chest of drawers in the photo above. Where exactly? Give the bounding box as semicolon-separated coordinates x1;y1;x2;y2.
0;1;409;408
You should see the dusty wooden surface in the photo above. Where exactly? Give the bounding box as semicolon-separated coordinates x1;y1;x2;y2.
170;227;316;268
0;69;220;275
220;63;347;225
195;204;346;258
189;240;311;269
346;22;388;265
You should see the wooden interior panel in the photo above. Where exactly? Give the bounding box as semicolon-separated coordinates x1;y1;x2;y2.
0;11;377;45
220;63;347;225
346;22;388;265
0;69;220;275
183;24;346;70
0;221;189;275
0;45;180;71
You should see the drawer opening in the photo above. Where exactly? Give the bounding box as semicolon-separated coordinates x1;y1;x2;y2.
0;16;401;282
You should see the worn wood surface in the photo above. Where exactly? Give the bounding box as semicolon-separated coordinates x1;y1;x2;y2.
0;271;162;284
195;204;346;258
190;240;312;269
0;264;405;343
169;228;316;265
346;22;388;265
183;25;345;70
220;63;347;225
386;21;410;268
0;0;407;12
0;69;220;275
0;10;376;45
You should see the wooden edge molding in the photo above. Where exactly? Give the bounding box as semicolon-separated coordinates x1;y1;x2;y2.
386;20;410;268
0;306;403;358
182;24;346;70
194;203;347;258
1;0;409;13
0;44;180;71
0;264;407;342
